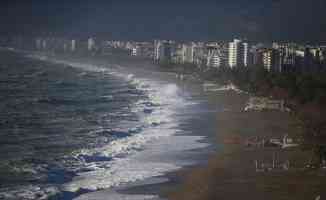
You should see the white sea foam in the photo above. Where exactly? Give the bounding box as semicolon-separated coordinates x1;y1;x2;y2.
0;185;60;200
64;158;180;192
25;54;210;199
100;95;114;100
64;134;208;193
74;190;159;200
25;54;49;61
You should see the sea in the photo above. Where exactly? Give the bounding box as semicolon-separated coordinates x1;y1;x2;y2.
0;50;217;200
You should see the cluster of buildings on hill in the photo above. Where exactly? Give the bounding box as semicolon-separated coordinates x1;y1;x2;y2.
1;36;326;73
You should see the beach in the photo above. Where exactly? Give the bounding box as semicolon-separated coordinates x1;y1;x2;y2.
4;49;326;200
166;89;326;199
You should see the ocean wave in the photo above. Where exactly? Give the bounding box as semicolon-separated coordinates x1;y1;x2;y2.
0;185;60;200
37;97;78;105
63;158;181;192
100;95;113;100
60;68;189;193
71;129;166;166
23;70;46;78
75;191;158;200
23;54;209;199
63;133;209;193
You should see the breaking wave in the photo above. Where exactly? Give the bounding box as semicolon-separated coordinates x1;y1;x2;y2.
2;53;210;200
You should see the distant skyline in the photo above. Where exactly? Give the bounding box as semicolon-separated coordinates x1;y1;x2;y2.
0;0;326;43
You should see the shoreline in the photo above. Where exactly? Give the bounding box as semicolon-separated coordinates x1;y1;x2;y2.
23;51;217;200
11;50;326;199
166;89;326;199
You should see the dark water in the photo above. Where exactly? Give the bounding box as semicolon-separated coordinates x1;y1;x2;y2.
0;51;217;200
0;51;148;199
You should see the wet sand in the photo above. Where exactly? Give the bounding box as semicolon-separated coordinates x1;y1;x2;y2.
166;89;326;200
26;51;326;199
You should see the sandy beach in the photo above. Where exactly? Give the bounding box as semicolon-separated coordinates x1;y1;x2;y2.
166;89;326;200
23;51;326;200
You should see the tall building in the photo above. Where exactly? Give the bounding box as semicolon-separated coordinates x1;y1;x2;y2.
263;49;273;71
228;39;249;68
87;38;95;51
42;39;47;50
131;47;138;56
228;39;240;68
277;43;296;72
193;44;206;67
263;49;282;72
35;38;42;50
207;51;221;68
173;44;185;64
183;43;195;63
153;40;174;62
63;42;67;52
243;42;249;66
160;42;173;62
71;40;76;52
154;40;162;61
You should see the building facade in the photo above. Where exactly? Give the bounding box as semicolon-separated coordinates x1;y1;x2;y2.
263;49;282;72
228;39;249;68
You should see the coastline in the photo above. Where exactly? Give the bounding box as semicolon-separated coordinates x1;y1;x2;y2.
23;51;218;200
166;89;326;199
12;50;326;199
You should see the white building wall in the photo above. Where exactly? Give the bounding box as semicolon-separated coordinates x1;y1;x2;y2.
154;40;162;61
63;42;67;52
184;44;195;63
243;42;249;67
210;54;221;68
71;40;76;52
207;49;221;68
88;38;95;51
228;39;248;68
42;39;47;50
228;41;238;68
263;51;272;71
131;47;137;56
35;39;42;50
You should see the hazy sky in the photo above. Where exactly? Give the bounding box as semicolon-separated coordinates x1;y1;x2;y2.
0;0;325;42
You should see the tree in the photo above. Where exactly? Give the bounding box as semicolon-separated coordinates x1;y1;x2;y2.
270;86;290;100
294;102;326;165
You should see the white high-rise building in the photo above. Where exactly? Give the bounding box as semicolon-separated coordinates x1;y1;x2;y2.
63;42;67;52
263;49;282;72
228;39;249;68
131;47;137;56
228;39;241;68
88;38;95;51
207;53;221;68
42;39;47;50
154;40;162;61
181;44;186;63
71;40;76;52
183;43;195;63
263;50;273;71
173;44;185;64
35;38;42;50
243;42;249;66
